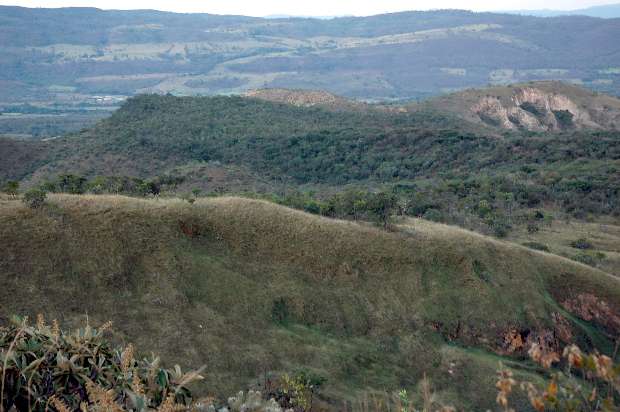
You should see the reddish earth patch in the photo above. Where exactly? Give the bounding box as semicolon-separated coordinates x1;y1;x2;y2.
179;220;201;238
562;293;620;335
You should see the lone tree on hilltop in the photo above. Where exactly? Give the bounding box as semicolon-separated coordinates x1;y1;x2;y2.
367;191;398;229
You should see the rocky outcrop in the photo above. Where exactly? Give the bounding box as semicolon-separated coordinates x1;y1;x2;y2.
469;85;619;131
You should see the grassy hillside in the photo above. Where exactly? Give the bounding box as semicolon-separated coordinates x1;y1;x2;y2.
0;193;618;409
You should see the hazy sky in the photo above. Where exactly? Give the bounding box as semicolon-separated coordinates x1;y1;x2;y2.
0;0;616;16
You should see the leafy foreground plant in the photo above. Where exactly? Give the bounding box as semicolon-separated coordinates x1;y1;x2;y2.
0;315;204;412
496;343;620;412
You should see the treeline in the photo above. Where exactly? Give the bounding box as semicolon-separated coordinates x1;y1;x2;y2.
0;168;608;238
35;174;185;197
272;189;399;228
264;175;558;237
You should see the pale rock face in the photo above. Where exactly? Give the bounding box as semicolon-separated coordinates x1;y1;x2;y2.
471;87;598;131
471;96;517;130
506;106;546;131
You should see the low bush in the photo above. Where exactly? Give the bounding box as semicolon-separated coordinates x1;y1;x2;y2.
526;223;539;234
22;188;47;209
498;343;619;412
570;238;593;250
422;208;442;222
571;253;597;267
2;181;19;197
489;218;511;238
522;242;550;252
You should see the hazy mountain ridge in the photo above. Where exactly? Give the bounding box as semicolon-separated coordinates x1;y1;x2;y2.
2;5;620;109
506;3;620;18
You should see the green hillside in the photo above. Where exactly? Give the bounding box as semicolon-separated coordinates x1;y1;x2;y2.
1;193;618;410
5;91;617;220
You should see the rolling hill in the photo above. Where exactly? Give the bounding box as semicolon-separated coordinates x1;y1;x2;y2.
2;5;620;110
1;84;618;224
1;193;619;409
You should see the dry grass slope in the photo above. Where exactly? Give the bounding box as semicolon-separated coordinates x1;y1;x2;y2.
0;194;618;409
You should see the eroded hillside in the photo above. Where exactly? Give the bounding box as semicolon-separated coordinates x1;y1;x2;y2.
417;81;620;131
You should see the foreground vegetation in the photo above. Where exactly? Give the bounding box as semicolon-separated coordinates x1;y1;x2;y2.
1;311;618;411
0;316;203;411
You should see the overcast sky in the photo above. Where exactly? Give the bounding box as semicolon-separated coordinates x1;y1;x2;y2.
0;0;616;16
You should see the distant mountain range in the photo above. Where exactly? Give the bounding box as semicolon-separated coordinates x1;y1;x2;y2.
505;3;620;18
264;14;352;19
1;6;620;107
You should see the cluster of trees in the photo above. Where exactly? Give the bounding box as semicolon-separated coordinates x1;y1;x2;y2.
275;190;399;228
2;180;19;197
267;175;558;237
2;174;186;203
36;174;186;196
2;180;47;208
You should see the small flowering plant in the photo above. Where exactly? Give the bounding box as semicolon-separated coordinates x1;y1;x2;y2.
0;315;204;412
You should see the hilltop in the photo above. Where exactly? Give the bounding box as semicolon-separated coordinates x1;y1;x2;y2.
244;89;372;111
248;82;620;131
1;193;619;409
413;81;620;131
